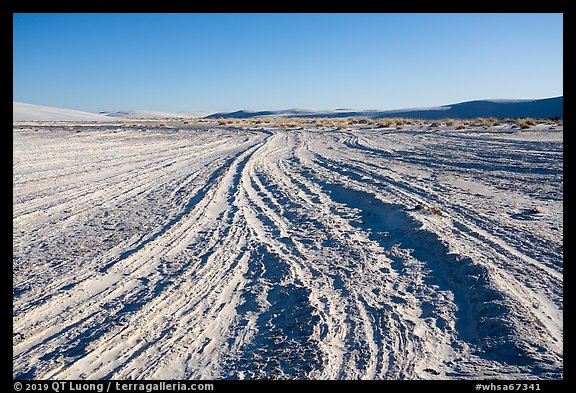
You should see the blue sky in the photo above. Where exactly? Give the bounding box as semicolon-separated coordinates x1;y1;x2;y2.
13;13;563;113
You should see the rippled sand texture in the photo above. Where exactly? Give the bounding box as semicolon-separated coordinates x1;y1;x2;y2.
13;123;563;379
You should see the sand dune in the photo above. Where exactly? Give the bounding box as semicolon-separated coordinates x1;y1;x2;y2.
13;102;118;122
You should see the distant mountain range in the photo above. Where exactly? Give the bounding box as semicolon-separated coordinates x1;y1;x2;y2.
207;96;563;120
14;96;562;122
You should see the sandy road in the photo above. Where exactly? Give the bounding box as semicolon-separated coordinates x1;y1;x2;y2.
13;124;562;379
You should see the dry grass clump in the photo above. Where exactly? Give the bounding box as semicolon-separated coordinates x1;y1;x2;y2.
528;206;541;214
499;117;562;129
276;118;303;128
477;117;498;127
194;118;216;124
415;204;444;217
307;118;356;130
218;118;235;126
371;118;411;128
514;118;537;129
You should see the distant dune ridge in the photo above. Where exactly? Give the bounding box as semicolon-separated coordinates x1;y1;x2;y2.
372;96;563;120
100;109;214;119
207;96;563;120
14;96;562;122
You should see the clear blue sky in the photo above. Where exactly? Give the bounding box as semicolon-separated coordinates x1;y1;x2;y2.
13;13;563;113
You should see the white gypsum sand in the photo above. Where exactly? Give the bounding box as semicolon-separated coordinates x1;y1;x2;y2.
13;122;562;379
13;102;118;122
